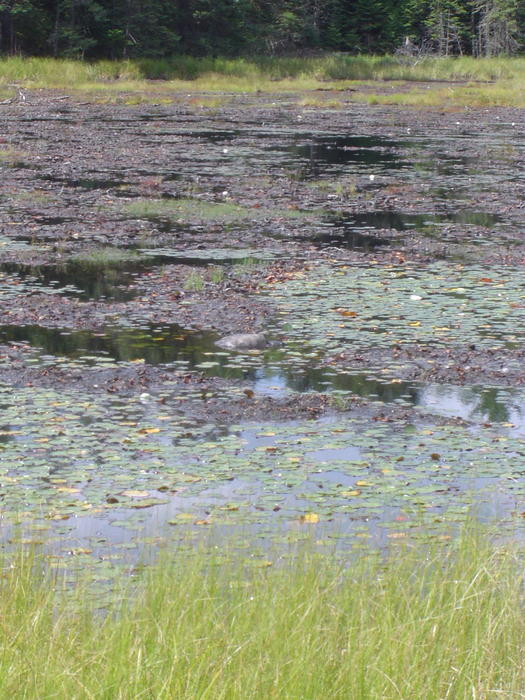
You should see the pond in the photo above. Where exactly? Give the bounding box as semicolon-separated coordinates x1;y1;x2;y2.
1;95;525;576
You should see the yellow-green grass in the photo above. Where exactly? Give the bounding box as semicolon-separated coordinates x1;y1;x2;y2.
122;198;317;223
351;78;525;109
67;247;143;268
1;531;525;698
0;54;525;107
183;269;206;291
0;147;30;165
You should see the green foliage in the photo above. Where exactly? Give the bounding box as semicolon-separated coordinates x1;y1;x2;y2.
209;265;225;284
0;0;523;58
68;247;142;268
120;197;317;224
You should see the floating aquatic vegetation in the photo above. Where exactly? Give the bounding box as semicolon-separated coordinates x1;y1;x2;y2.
268;260;525;351
0;380;524;563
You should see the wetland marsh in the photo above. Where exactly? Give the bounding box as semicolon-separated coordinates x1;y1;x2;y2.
2;86;525;581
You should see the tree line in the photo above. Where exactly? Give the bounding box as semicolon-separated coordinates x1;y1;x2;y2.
0;0;523;59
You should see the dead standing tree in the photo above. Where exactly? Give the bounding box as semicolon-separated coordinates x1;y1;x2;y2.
473;0;520;56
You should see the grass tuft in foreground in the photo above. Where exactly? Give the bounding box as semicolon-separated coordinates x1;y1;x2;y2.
0;530;524;698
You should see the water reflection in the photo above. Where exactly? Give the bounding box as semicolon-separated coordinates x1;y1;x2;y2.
418;384;525;428
310;227;390;250
0;324;219;366
1;262;138;302
287;210;502;250
335;210;501;230
253;366;417;403
253;368;525;429
2;321;524;428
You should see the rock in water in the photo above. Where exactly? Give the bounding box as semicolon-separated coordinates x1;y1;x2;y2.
215;332;267;350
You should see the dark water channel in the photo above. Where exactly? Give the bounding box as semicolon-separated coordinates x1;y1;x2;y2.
1;262;139;302
311;210;502;249
281;136;409;177
39;174;132;192
265;209;503;252
336;210;502;231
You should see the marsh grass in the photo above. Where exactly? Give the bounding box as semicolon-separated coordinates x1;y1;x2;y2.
68;247;143;268
91;93;175;106
5;54;525;109
0;54;521;83
8;188;55;204
296;95;344;108
124;198;252;223
355;78;525;108
209;265;225;284
189;264;231;288
1;532;525;698
122;198;316;224
307;177;358;199
235;255;261;271
0;147;30;166
183;270;205;291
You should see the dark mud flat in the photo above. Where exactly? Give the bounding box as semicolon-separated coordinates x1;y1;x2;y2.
1;89;525;565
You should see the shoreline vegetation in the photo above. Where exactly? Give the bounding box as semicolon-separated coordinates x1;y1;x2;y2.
1;54;525;107
2;531;524;698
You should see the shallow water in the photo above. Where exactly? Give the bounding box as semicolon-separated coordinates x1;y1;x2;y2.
2;103;525;569
0;323;218;365
281;136;409;177
1;316;524;432
2;381;524;572
0;262;139;301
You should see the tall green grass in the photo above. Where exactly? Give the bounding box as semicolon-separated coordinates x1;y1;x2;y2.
2;54;525;91
3;55;525;106
1;531;524;698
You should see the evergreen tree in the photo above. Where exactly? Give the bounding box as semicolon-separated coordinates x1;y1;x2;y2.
473;0;520;55
0;0;523;58
426;0;470;54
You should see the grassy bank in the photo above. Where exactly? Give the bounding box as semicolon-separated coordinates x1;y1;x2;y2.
1;54;525;92
2;53;525;82
0;54;525;107
2;532;525;698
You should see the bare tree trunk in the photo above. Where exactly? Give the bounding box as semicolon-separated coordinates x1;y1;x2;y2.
474;0;519;56
53;0;60;57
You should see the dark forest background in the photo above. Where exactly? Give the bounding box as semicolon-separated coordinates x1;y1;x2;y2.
0;0;523;60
